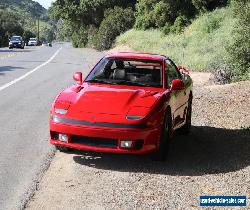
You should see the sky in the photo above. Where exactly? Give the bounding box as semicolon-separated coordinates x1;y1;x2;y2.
34;0;55;9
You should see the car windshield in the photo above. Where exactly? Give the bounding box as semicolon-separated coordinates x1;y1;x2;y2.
85;58;163;88
10;37;21;41
30;38;36;41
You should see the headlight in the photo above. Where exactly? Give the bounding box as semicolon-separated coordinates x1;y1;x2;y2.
126;115;144;120
54;100;71;114
55;108;68;114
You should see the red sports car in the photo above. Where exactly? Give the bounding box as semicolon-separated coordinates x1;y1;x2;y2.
49;52;193;160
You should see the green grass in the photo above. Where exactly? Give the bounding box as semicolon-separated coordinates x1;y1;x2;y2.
116;7;235;71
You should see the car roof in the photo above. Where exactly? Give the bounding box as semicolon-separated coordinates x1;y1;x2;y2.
106;52;168;61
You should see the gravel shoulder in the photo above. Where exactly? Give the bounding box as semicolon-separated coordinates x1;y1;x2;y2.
26;60;250;209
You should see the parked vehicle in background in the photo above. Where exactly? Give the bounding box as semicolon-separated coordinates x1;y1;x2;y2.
42;41;52;47
9;36;25;49
28;38;38;46
49;52;193;161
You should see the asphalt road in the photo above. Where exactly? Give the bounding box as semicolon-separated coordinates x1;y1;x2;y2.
0;44;103;209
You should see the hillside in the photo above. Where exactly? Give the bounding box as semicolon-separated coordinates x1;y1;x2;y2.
117;7;233;72
0;0;55;47
115;5;249;82
0;0;47;19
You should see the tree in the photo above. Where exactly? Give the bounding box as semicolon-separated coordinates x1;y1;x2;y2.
192;0;228;12
23;30;36;44
227;0;250;81
50;0;136;27
95;7;135;50
135;0;195;30
0;9;24;47
49;0;136;47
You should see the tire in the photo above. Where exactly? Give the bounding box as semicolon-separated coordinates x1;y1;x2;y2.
55;146;73;152
178;95;192;135
151;111;172;161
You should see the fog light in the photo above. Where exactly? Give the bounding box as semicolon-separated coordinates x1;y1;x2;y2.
120;140;133;148
58;133;68;142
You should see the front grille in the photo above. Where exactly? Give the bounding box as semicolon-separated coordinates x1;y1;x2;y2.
71;135;117;148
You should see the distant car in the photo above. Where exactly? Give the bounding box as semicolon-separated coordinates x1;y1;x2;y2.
42;41;52;47
49;52;193;160
28;38;38;46
9;36;25;49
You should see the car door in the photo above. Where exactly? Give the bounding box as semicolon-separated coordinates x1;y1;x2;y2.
165;59;187;128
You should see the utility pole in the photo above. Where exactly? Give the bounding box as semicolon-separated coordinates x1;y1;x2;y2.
37;18;40;44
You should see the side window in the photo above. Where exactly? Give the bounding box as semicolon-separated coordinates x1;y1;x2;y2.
165;59;181;88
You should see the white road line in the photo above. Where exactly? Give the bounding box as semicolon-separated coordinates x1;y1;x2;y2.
0;47;62;92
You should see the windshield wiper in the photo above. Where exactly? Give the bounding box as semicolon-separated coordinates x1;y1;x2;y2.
85;79;118;85
116;80;152;87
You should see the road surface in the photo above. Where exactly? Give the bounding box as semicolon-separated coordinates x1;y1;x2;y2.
0;44;103;209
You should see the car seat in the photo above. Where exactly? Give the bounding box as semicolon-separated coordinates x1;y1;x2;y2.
113;69;126;80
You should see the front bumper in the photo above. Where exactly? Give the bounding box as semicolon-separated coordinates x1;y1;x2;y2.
49;116;161;154
9;43;22;48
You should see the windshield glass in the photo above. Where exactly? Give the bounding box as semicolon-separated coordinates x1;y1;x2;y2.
10;37;21;41
30;38;36;41
85;58;163;88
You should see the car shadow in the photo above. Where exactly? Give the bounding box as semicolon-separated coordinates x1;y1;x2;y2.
72;126;250;176
0;66;25;75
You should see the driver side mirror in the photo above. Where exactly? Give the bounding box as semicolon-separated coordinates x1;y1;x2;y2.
170;79;185;91
73;72;83;85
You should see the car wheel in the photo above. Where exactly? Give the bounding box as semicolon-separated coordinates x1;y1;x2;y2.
178;95;192;135
55;146;73;153
151;111;172;161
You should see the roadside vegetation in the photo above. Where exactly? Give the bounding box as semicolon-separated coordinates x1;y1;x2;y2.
50;0;249;83
0;0;55;47
117;7;235;81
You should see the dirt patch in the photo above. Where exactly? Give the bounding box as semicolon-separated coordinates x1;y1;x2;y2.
105;45;134;54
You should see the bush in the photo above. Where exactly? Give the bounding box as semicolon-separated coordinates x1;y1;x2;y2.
135;0;195;30
170;15;190;34
71;26;88;48
227;0;250;81
94;7;135;50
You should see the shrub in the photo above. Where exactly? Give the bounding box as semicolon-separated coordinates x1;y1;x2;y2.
71;26;88;48
227;0;250;81
170;15;190;34
135;0;195;30
94;7;135;50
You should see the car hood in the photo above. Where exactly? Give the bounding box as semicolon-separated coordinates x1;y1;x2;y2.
54;84;162;121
